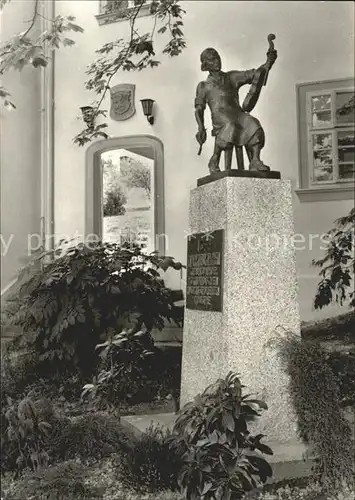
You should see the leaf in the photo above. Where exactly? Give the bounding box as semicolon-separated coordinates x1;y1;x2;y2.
201;482;213;495
244;399;268;410
222;412;235;432
82;383;94;390
63;38;75;47
209;429;219;444
245;455;273;482
67;22;84;33
4;99;16;110
196;438;210;448
32;56;47;68
255;443;274;455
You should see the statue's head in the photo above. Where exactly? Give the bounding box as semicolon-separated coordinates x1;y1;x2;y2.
200;48;221;71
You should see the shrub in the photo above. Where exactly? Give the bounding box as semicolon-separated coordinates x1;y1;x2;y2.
6;460;102;500
270;332;354;490
82;329;157;406
1;347;39;400
326;348;355;408
171;372;273;500
1;396;51;475
7;241;184;378
82;333;183;409
119;424;183;493
48;413;137;462
313;207;354;309
103;186;127;216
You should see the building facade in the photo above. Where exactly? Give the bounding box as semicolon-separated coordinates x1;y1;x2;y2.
1;0;354;325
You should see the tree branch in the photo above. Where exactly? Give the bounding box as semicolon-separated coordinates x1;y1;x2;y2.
93;0;145;115
21;0;40;39
74;0;186;146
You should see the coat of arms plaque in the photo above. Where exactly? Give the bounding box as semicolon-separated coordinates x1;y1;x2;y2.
110;83;136;121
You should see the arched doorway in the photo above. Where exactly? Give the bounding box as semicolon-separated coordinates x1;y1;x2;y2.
85;135;165;254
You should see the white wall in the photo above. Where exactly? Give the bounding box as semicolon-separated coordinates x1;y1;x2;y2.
0;0;42;292
53;0;354;321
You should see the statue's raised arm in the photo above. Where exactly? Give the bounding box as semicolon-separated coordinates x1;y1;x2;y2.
242;34;277;113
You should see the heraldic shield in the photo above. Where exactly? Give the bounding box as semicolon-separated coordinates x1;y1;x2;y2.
110;84;136;121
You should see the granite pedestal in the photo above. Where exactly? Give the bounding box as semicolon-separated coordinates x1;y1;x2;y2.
180;175;305;453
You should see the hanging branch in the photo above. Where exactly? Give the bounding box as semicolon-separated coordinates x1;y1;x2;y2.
73;0;186;146
0;0;84;109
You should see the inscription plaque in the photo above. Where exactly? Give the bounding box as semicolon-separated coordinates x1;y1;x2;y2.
186;229;224;311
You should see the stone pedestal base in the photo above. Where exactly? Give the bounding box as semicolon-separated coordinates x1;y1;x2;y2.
180;176;304;446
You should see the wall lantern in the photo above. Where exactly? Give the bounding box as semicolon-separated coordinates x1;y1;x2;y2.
140;98;155;125
80;106;96;129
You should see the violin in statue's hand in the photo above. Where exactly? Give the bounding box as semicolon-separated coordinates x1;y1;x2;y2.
242;34;277;113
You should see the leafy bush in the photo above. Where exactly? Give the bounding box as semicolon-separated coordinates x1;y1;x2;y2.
1;343;85;419
7;241;183;377
103;186;127;216
326;347;355;408
82;329;157;406
270;332;354;490
1;395;63;474
1;348;39;400
313;207;354;309
6;460;102;500
171;372;273;500
1;396;51;475
119;424;183;493
48;413;137;462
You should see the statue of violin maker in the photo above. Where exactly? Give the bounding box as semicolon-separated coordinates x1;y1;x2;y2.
195;34;277;174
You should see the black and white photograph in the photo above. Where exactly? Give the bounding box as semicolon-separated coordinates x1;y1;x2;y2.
0;1;354;499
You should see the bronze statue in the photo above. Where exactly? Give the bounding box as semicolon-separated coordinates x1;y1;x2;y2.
195;34;277;174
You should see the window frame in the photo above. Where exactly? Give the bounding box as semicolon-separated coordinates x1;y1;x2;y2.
85;135;165;254
96;0;152;25
296;77;354;201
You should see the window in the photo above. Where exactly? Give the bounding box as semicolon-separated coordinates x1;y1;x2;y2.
85;135;165;254
297;78;354;198
97;0;152;25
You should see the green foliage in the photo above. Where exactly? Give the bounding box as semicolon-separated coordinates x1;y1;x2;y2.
7;241;183;377
0;350;62;474
82;329;157;406
82;334;182;409
271;332;354;490
120;156;152;198
6;460;103;500
119;424;183;493
74;0;186;146
1;348;39;400
326;347;355;408
0;0;83;108
49;413;136;463
313;207;355;309
171;372;273;500
0;85;15;110
103;185;127;216
2;396;51;475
